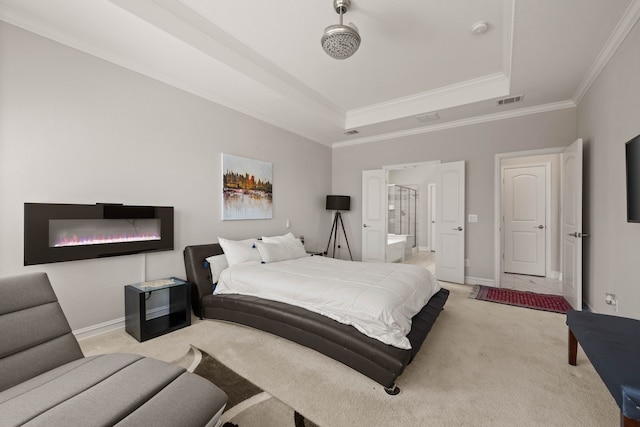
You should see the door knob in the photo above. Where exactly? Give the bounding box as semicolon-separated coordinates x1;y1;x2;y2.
535;225;544;229
567;232;588;238
452;227;463;231
363;224;370;228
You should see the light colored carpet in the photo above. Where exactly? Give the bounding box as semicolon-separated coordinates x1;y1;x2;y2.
80;283;618;426
173;346;316;426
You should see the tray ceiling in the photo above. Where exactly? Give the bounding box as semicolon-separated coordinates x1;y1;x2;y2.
0;0;638;146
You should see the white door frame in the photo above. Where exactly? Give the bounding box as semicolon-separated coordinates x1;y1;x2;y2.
501;162;552;277
360;160;440;263
384;161;441;257
428;182;437;251
362;169;388;262
561;138;584;310
435;161;466;284
494;147;565;287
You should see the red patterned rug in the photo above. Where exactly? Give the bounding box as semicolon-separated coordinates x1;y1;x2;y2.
469;285;572;314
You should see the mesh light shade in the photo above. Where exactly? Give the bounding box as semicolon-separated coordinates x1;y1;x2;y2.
321;24;361;60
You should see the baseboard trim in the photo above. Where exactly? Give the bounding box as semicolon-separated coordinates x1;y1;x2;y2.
74;305;170;341
74;317;124;341
548;271;561;280
464;276;495;287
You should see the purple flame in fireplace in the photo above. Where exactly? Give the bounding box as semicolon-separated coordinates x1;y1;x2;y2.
49;218;161;248
54;232;160;247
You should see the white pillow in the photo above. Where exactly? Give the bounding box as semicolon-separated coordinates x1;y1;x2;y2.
205;254;228;284
262;232;297;244
256;239;308;263
217;237;261;267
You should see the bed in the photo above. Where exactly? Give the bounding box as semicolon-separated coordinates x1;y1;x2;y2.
183;239;449;394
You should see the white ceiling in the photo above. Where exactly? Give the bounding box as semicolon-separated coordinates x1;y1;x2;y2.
1;0;639;147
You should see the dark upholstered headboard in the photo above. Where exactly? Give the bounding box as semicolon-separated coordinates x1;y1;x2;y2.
183;243;223;317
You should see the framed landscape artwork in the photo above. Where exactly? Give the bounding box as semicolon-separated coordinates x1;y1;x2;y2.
221;153;273;220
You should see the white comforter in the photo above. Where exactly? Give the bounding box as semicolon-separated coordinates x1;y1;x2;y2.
214;256;440;349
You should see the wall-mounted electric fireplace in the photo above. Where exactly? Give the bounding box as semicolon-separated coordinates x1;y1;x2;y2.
24;203;174;265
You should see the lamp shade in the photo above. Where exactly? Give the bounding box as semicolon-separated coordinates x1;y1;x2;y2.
326;195;350;211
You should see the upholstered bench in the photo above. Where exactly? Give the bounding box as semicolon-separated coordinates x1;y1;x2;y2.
0;272;227;426
566;310;640;427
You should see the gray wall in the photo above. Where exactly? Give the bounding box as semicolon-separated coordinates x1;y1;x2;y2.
0;22;332;332
4;12;637;334
332;109;577;282
577;19;640;319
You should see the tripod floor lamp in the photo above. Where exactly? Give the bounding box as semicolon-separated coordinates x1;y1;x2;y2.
325;195;352;260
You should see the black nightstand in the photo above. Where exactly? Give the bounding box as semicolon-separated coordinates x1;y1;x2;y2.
125;277;191;342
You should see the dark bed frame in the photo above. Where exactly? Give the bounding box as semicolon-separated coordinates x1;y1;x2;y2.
183;243;449;394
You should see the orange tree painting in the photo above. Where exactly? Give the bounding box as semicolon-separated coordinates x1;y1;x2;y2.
222;153;273;220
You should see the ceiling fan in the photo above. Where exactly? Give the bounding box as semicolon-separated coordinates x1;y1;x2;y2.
321;0;361;60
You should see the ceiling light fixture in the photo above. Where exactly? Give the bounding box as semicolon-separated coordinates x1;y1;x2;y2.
321;0;361;60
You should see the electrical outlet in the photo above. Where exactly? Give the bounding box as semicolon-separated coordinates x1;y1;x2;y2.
605;293;618;312
464;259;470;267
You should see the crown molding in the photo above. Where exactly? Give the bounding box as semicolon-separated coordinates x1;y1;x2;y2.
345;73;510;129
333;100;576;148
502;0;515;83
110;0;345;127
573;0;640;104
0;2;337;144
1;0;611;149
345;1;516;130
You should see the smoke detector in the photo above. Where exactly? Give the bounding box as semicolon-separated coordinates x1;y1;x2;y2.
471;21;489;35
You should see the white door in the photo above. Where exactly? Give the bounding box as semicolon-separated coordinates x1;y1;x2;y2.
503;166;546;276
428;183;436;251
562;139;584;310
435;161;465;283
362;169;387;262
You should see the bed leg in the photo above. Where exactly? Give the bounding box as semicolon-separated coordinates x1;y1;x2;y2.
622;413;640;427
568;328;578;366
384;384;401;395
620;411;640;427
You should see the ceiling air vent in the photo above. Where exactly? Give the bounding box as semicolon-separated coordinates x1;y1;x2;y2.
344;130;359;135
416;112;440;122
497;94;524;106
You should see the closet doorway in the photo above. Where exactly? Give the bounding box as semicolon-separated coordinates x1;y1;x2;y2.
495;149;563;294
502;164;549;276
